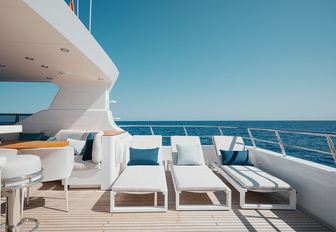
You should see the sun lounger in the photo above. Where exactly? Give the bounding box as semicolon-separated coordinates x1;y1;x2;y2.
170;136;231;211
213;136;296;210
110;135;168;212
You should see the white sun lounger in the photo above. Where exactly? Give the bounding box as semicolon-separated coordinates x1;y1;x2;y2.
213;136;296;210
110;135;168;212
170;136;231;211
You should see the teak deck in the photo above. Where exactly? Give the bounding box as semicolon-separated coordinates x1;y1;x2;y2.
10;172;330;232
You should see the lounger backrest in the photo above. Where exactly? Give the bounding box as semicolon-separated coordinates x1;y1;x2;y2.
129;135;163;165
213;136;246;163
170;136;205;165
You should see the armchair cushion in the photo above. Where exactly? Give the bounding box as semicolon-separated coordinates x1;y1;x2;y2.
67;138;86;156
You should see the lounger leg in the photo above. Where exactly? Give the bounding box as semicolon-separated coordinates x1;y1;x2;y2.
110;191;116;213
289;189;296;210
164;191;168;211
154;192;157;207
175;191;180;210
239;189;296;210
239;190;246;209
64;179;68;212
226;189;232;209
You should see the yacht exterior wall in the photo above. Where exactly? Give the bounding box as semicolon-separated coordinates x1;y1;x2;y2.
249;147;336;230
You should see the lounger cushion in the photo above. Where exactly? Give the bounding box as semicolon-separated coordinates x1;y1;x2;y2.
171;166;228;192
220;150;253;166
112;166;167;192
222;165;291;191
176;144;202;165
127;147;159;166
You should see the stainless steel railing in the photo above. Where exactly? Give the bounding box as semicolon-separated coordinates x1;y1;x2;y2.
1;114;335;165
119;124;336;165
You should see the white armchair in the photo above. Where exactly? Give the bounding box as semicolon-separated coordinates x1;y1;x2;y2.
19;147;74;212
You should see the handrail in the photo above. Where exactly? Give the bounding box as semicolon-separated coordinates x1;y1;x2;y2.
119;124;336;137
1;114;335;165
119;124;336;165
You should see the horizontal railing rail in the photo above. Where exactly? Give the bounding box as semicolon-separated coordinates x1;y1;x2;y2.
119;124;336;165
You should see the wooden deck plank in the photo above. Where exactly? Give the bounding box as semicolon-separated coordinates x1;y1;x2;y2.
9;172;330;232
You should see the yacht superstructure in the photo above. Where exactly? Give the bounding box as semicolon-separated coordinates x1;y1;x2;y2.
0;0;119;134
0;1;336;232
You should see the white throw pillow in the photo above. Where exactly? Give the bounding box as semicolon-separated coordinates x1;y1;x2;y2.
67;138;86;156
176;144;202;165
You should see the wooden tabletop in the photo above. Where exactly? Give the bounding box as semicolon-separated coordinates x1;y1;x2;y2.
103;130;126;136
0;141;69;150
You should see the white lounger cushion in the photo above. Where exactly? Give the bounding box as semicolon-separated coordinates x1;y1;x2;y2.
171;136;206;165
112;165;167;192
222;165;291;191
172;165;228;192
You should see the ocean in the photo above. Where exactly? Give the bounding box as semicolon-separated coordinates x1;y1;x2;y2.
117;121;336;168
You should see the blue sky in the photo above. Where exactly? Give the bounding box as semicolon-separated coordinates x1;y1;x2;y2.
1;0;336;120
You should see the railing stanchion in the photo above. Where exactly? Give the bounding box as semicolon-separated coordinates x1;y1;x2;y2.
149;126;154;135
15;114;20;124
183;126;188;136
326;136;336;165
275;130;286;157
219;127;223;135
247;128;256;148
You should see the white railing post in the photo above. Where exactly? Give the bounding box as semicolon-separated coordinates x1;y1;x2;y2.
326;136;336;165
149;126;154;135
275;130;286;157
247;128;256;148
89;0;92;33
183;127;188;136
218;127;223;136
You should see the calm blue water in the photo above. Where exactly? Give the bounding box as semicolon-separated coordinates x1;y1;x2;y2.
117;121;336;168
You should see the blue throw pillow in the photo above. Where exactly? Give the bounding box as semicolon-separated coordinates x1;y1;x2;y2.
19;132;44;141
127;147;159;166
41;134;50;141
82;133;94;161
220;150;253;166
